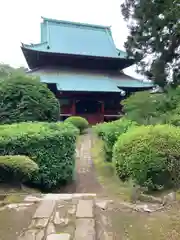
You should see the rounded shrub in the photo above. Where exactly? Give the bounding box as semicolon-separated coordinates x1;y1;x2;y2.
0;155;39;183
65;116;89;134
113;125;180;190
93;118;137;161
0;75;60;124
93;121;109;138
0;122;78;190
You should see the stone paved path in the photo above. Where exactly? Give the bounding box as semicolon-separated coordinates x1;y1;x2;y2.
0;193;114;240
58;134;104;194
1;192;179;240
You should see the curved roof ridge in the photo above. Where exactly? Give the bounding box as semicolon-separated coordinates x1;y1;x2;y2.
119;72;152;83
41;16;111;30
22;42;47;47
104;28;119;55
109;72;154;88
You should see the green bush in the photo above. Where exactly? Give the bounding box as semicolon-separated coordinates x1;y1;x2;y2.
165;104;180;126
113;125;180;190
93;118;137;161
93;121;110;138
0;122;79;189
122;91;168;125
65;116;89;133
0;155;39;183
122;87;180;126
0;74;60;124
166;114;180;126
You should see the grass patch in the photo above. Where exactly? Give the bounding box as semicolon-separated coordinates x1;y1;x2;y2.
0;183;40;205
91;136;133;201
3;194;25;204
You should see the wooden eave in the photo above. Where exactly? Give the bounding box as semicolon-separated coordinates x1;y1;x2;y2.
21;47;135;71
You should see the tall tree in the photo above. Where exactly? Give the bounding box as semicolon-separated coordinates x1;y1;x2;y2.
121;0;180;89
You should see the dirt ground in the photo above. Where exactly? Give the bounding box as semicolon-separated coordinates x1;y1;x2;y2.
0;202;38;240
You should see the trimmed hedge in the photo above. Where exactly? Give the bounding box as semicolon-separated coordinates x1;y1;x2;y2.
0;75;60;124
0;122;79;189
0;155;39;183
93;118;137;161
65;116;89;134
93;121;110;138
113;125;180;190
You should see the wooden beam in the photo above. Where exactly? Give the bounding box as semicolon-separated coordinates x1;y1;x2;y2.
72;99;76;115
101;101;104;114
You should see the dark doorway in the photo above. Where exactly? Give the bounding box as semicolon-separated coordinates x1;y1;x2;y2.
76;99;101;114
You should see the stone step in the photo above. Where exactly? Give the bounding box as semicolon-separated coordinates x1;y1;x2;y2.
17;194;99;240
76;199;94;218
33;200;56;219
74;219;95;240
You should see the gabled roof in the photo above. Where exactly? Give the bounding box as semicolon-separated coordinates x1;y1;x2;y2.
28;68;122;93
111;72;153;88
22;17;128;59
27;68;153;92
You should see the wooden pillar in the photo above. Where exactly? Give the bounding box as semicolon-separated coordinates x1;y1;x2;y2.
101;101;104;114
101;101;104;122
72;99;76;115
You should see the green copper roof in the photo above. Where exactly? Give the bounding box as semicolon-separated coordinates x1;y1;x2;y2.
28;68;153;92
29;68;122;93
22;17;128;59
112;73;153;88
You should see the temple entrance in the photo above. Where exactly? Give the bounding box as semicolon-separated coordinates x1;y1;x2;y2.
75;99;103;124
76;99;100;114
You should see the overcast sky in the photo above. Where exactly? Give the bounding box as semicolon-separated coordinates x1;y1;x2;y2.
0;0;142;78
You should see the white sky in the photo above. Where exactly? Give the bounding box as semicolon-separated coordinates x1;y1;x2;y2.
0;0;142;78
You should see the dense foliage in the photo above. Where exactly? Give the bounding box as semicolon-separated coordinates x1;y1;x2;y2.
121;0;180;88
122;87;180;125
0;155;39;183
113;125;180;190
0;122;79;189
0;63;26;80
65;116;89;134
93;118;137;161
0;75;60;124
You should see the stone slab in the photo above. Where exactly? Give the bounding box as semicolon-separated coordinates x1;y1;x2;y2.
68;205;76;215
74;219;95;240
46;233;71;240
73;193;96;198
7;203;33;210
95;200;109;210
76;200;93;218
24;195;43;203
36;218;49;228
33;200;56;219
36;229;45;240
18;229;37;240
46;223;56;235
54;212;69;226
43;194;73;201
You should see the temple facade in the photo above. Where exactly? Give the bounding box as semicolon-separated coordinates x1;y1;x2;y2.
21;17;153;124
